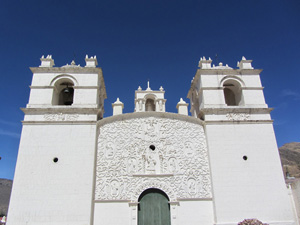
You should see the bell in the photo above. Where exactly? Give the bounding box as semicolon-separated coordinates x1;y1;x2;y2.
63;87;70;94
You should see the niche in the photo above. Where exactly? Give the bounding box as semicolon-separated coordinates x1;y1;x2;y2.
52;79;74;106
145;98;155;111
223;80;243;106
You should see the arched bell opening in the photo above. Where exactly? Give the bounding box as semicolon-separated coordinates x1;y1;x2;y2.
223;79;243;106
138;188;171;225
52;79;75;106
145;98;156;112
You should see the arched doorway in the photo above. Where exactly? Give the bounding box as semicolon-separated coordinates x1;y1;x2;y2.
138;188;171;225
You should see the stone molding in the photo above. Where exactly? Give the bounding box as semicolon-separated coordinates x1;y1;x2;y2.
226;113;250;121
22;107;101;114
22;120;97;125
44;113;79;121
196;68;262;75
201;107;273;114
205;120;273;125
97;112;204;127
30;66;103;74
29;86;100;89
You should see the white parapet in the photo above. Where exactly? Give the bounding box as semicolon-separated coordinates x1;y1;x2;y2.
198;56;212;69
39;55;54;67
85;55;98;67
237;56;254;69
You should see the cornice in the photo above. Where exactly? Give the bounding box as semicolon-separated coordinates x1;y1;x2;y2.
205;120;273;124
22;120;97;125
196;68;263;75
30;66;103;74
29;85;100;89
21;107;101;114
201;107;273;114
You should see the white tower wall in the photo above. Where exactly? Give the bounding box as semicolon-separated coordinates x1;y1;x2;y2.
7;56;106;225
188;56;296;225
8;124;97;225
206;123;294;224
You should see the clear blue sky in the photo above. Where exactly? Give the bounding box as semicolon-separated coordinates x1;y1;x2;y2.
0;0;299;180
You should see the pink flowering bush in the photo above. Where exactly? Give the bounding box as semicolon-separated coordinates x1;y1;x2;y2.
238;219;268;225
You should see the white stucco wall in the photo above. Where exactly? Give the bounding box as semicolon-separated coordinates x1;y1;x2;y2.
206;123;295;224
176;201;214;225
7;124;97;225
93;203;131;225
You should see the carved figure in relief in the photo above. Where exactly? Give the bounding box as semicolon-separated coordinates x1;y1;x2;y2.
144;146;162;174
184;141;194;157
110;180;120;196
188;178;197;195
159;100;163;111
146;154;157;173
127;158;137;174
105;142;115;158
168;157;177;173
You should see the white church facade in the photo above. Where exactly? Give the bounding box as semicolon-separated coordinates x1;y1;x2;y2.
7;55;298;225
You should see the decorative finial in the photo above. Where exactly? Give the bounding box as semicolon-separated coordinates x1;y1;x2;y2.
159;86;164;91
242;56;246;60
138;86;142;91
146;80;151;91
86;55;88;59
71;60;76;65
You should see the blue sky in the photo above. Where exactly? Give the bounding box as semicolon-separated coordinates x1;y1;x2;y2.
0;0;299;180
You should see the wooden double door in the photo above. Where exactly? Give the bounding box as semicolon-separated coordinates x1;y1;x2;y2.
138;189;171;225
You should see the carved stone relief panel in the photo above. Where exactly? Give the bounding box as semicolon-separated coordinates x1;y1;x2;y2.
226;113;250;121
95;117;212;202
44;113;79;121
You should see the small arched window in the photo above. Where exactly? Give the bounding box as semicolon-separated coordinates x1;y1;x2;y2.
52;79;74;106
223;80;243;106
145;98;155;111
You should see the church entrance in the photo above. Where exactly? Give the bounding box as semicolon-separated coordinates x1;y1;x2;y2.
138;188;171;225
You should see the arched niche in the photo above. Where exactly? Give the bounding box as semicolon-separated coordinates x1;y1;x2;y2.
222;78;244;106
52;78;75;106
144;94;156;112
138;188;171;225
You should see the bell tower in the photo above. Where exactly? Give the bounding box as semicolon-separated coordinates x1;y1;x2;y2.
187;56;294;224
134;81;166;112
7;55;106;225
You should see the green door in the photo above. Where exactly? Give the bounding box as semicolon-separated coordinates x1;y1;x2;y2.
138;189;171;225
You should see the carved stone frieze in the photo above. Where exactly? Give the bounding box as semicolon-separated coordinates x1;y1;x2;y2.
226;113;250;121
95;117;212;202
44;113;79;121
